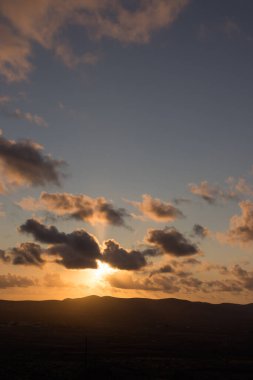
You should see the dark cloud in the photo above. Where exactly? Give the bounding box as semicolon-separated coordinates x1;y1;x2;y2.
0;133;65;192
149;264;174;277
7;220;156;271
203;280;242;293
182;258;201;265
0;273;36;288
180;277;203;289
142;247;161;257
173;197;191;205
1;242;44;266
102;240;147;270
192;224;209;238
19;219;101;269
232;264;253;291
19;192;130;228
0;249;9;263
98;201;129;227
146;227;199;257
19;219;67;244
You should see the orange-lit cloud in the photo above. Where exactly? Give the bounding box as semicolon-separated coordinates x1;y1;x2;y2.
0;24;32;82
127;194;184;222
0;95;11;105
0;273;37;288
55;42;100;68
18;192;130;227
189;180;238;204
106;262;253;295
43;273;73;288
223;201;253;244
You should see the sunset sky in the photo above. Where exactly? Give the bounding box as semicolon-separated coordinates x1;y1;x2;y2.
0;0;253;303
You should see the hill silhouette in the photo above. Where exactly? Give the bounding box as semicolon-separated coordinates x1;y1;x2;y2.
0;296;252;379
0;295;252;331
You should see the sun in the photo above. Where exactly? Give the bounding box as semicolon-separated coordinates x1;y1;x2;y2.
94;261;117;282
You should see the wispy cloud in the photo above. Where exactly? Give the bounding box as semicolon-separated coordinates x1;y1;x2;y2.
7;108;48;128
189;180;238;204
0;0;189;81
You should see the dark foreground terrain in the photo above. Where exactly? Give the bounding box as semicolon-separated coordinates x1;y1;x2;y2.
0;296;252;379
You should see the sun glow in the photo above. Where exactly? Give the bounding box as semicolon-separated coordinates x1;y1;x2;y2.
94;261;117;282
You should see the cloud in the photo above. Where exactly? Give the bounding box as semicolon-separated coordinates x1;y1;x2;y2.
202;280;242;293
1;219;157;271
4;108;48;128
107;271;180;293
0;24;32;82
0;243;45;266
0;273;37;288
173;197;191;205
223;18;241;38
107;268;247;294
149;264;174;277
18;192;130;227
0;95;11;105
224;201;253;244
146;227;199;257
0;133;65;192
43;273;73;288
0;96;48;128
55;42;99;68
19;218;102;269
0;0;189;81
182;257;201;265
234;178;253;197
127;194;183;222
232;264;253;291
102;240;147;270
199;18;241;41
189;180;238;204
192;224;209;239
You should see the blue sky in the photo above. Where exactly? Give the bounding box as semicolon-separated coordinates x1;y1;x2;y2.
0;0;253;302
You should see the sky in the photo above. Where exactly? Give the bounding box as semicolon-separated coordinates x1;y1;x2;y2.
0;0;253;303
